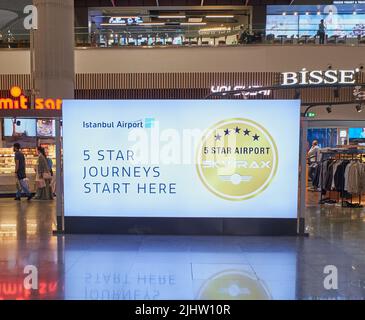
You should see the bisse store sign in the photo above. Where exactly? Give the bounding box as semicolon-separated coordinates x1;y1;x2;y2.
0;87;62;110
281;69;357;86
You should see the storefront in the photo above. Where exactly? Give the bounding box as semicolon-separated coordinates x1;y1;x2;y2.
0;87;62;230
83;6;251;47
0;118;57;195
304;120;365;210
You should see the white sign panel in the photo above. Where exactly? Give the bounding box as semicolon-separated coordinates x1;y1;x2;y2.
63;100;300;218
108;16;143;25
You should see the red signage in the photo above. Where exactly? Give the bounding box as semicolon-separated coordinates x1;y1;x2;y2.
0;86;62;111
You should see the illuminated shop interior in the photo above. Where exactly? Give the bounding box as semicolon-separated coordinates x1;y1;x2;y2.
85;6;251;47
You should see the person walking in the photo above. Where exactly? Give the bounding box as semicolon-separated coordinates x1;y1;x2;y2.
318;19;326;44
13;143;33;201
34;146;53;200
45;149;56;197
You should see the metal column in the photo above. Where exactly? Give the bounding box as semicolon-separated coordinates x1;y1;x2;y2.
55;118;63;232
298;118;308;235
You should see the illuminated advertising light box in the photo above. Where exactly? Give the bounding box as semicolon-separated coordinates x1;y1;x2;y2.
349;128;365;140
63;100;300;228
266;13;365;38
266;15;299;37
3;118;36;137
37;119;56;137
64;248;297;299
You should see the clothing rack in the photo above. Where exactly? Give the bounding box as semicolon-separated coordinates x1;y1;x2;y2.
318;148;365;207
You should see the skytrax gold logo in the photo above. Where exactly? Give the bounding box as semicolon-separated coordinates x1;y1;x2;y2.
197;118;278;201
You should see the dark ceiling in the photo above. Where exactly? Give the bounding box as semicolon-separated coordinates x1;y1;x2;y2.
75;0;333;7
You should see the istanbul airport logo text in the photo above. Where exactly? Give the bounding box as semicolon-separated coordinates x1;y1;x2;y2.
82;118;155;129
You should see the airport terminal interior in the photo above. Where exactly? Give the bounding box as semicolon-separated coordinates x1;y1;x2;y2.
1;0;365;301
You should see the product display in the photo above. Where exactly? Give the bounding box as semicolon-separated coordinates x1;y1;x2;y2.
309;148;365;207
0;148;38;174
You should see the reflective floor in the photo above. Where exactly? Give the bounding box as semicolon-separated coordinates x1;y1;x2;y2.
0;196;365;300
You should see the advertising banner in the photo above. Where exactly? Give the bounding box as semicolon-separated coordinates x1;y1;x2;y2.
63;100;300;219
266;11;365;37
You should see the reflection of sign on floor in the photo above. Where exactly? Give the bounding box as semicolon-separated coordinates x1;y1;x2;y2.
83;272;178;300
197;270;272;300
0;280;58;299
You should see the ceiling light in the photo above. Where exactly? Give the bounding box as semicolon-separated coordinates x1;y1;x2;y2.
188;18;203;23
326;106;332;113
140;23;165;26
100;23;126;26
199;27;231;33
109;16;141;19
206;15;234;18
181;22;207;26
356;104;363;112
158;15;186;19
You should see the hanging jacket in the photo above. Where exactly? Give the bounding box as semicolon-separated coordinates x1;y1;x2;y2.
347;161;362;195
331;160;342;190
344;162;353;192
324;161;335;191
334;160;350;192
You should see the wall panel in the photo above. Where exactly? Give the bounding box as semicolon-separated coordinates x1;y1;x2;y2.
0;72;363;105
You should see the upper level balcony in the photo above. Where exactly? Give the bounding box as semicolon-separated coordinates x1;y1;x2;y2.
2;4;365;49
1;26;365;49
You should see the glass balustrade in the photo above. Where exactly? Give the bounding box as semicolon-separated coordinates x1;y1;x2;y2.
1;25;365;49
